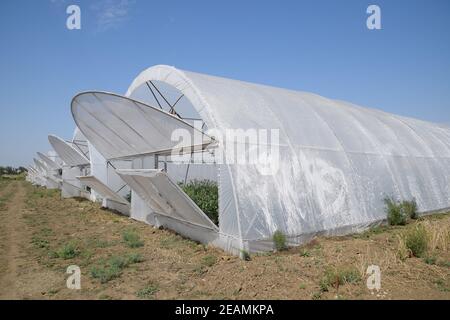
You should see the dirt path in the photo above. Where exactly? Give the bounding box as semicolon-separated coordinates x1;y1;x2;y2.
0;181;22;299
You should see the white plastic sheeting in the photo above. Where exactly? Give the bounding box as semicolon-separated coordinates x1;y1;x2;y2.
70;64;450;254
125;65;450;253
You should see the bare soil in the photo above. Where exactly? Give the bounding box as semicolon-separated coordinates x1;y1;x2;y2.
0;179;448;300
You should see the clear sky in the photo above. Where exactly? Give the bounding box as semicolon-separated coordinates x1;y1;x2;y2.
0;0;449;166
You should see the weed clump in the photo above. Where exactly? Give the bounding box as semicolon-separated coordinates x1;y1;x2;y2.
384;197;418;225
402;199;418;220
240;250;251;261
273;230;287;251
31;237;50;249
319;268;361;292
90;253;144;283
56;242;80;259
385;197;407;225
122;229;144;248
136;283;159;299
405;224;428;257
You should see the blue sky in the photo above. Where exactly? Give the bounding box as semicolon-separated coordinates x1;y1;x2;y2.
0;0;449;166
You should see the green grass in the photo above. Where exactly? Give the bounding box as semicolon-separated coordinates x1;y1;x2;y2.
300;249;311;257
311;292;322;300
319;268;361;292
90;253;144;283
55;242;80;259
122;229;144;248
136;283;159;299
433;279;449;292
127;252;144;263
87;237;113;248
179;180;218;225
31;236;50;249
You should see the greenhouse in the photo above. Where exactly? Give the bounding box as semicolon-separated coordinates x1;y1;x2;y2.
66;65;450;255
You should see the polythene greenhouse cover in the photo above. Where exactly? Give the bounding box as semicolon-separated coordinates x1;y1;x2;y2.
48;135;90;167
72;65;450;252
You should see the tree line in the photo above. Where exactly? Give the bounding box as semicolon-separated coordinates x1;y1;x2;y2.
0;166;28;175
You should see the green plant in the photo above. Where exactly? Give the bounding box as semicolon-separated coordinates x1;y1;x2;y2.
434;279;449;292
405;225;428;257
273;230;287;251
127;252;144;264
300;249;311;257
319;268;361;292
179;180;218;225
423;256;437;265
384;197;407;226
122;229;144;248
56;242;80;259
31;236;49;249
240;250;251;261
90;254;144;283
193;265;206;275
312;292;322;300
401;199;418;219
90;264;122;283
136;283;159;299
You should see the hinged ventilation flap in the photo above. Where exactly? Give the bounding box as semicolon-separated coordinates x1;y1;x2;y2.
37;152;61;170
71;92;212;160
77;175;130;205
48;135;90;167
116;169;218;231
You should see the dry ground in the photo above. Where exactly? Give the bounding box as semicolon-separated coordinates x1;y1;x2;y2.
0;179;448;300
